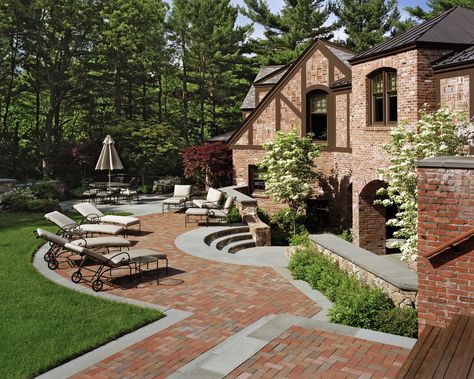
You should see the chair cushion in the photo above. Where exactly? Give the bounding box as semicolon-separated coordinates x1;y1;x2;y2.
79;224;124;235
185;207;209;216
70;236;131;248
129;249;167;259
174;185;191;198
36;228;68;246
207;188;223;203
73;203;104;219
163;197;186;205
192;199;220;209
45;211;78;229
223;196;234;210
99;215;140;227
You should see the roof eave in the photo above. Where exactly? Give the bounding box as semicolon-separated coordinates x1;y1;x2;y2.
433;60;474;72
349;42;470;65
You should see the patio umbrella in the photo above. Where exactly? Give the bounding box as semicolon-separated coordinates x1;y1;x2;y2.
95;135;124;189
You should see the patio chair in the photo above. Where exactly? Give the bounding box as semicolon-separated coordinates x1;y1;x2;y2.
121;177;139;205
65;243;168;292
44;211;124;239
73;202;141;233
209;196;235;226
35;228;131;270
192;187;224;209
162;185;191;213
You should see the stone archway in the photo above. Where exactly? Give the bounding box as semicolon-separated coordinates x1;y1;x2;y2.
357;180;388;255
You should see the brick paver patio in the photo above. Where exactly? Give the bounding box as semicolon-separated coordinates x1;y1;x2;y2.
54;212;409;378
227;325;409;379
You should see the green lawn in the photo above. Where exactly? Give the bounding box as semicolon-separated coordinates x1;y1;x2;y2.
0;212;163;379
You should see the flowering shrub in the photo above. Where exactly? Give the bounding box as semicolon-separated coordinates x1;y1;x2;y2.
182;142;233;190
378;108;472;262
259;129;321;233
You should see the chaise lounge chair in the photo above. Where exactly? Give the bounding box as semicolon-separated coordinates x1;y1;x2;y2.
44;211;124;239
208;196;235;226
185;196;235;227
162;185;191;213
65;243;168;291
73;202;141;233
192;187;223;209
35;228;131;270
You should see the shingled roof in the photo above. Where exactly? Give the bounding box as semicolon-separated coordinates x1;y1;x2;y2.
240;65;289;110
433;45;474;70
350;7;474;64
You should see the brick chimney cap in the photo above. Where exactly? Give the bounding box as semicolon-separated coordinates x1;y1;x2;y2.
415;156;474;169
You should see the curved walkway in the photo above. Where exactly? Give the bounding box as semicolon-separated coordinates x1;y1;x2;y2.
35;211;414;378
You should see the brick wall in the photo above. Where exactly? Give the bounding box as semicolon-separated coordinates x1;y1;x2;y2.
351;48;448;254
416;157;474;332
439;75;470;111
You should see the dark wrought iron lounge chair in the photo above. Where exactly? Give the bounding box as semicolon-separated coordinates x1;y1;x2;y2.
35;228;131;270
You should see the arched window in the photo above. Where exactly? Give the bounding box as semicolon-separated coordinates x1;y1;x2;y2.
369;69;397;125
307;90;328;141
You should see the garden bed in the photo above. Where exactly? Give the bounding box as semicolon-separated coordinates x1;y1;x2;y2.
289;244;418;338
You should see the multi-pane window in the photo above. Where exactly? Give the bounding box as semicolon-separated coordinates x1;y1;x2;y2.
370;70;397;125
308;91;328;141
249;165;265;193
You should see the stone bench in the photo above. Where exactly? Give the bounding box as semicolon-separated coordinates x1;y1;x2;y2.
310;234;418;308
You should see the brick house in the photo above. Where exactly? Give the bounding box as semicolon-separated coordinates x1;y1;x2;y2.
228;7;474;255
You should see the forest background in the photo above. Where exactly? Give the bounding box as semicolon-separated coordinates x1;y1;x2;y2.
0;0;470;184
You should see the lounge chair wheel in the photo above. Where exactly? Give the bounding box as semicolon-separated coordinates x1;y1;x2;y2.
44;252;54;262
48;259;59;270
92;279;103;292
71;271;82;283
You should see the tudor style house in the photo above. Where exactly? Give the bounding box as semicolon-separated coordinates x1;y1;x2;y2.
227;7;474;255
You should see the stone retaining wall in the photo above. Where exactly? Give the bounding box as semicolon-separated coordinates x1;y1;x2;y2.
220;185;271;246
311;235;418;308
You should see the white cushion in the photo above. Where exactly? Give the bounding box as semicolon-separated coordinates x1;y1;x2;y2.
100;215;140;227
186;208;209;216
174;185;191;198
163;197;186;205
79;224;124;235
192;199;220;209
209;209;228;218
223;196;234;210
70;236;131;248
207;188;223;203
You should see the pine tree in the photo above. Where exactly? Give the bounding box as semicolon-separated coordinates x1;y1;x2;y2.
406;0;474;21
240;0;336;64
333;0;400;52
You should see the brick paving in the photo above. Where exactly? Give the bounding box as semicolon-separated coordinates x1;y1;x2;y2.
59;213;320;378
227;325;410;379
53;212;410;378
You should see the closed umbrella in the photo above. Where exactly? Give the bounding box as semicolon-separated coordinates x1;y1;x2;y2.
95;135;124;189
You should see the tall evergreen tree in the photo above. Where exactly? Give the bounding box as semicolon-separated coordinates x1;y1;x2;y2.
333;0;400;52
240;0;336;64
406;0;474;21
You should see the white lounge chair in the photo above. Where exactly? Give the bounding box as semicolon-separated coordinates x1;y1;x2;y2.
209;196;235;226
44;211;124;238
192;188;223;209
162;185;191;213
35;228;131;270
73;202;141;233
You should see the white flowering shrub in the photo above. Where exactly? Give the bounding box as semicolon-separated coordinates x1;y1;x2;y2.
378;108;472;262
259;129;321;233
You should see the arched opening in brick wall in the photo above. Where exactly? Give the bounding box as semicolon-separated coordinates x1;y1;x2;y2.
358;180;388;255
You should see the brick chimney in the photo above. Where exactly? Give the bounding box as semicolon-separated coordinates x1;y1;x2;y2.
416;156;474;333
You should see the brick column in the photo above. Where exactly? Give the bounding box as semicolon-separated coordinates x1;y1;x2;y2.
416;157;474;333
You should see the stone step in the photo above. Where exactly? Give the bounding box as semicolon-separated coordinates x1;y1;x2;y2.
211;233;254;251
204;226;249;246
224;240;256;254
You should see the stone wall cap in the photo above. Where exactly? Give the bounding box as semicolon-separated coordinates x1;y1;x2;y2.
220;185;258;205
415;156;474;169
310;234;418;291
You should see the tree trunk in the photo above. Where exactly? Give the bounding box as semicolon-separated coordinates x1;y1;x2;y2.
157;72;162;122
142;81;147;120
182;38;189;144
127;80;132;120
3;29;18;138
114;67;122;117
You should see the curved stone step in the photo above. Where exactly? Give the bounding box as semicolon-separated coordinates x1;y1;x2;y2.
225;240;256;254
204;226;249;246
211;233;254;250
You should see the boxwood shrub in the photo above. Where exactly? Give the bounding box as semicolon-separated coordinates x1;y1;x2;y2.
288;246;418;338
